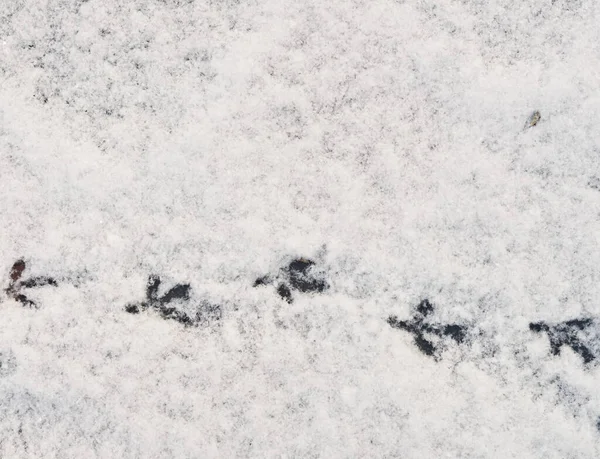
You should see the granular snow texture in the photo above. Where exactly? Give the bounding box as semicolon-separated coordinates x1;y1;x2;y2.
1;0;600;457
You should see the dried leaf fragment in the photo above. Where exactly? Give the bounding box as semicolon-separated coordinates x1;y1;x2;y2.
526;110;541;128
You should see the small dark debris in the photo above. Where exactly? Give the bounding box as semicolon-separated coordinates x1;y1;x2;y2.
5;259;58;308
525;110;541;128
387;299;468;359
596;417;600;432
529;318;597;364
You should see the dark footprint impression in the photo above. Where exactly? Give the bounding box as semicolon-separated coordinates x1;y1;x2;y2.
125;275;221;327
253;258;328;303
387;299;468;359
530;318;599;364
4;259;58;308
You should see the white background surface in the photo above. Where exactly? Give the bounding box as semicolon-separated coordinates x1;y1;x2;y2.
1;0;600;457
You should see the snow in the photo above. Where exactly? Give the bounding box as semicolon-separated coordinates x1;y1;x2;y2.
1;0;600;457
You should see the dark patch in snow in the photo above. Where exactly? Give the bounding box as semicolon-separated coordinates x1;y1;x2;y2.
14;294;36;308
125;275;221;327
253;257;328;303
20;277;58;288
529;318;597;364
4;259;58;308
286;259;327;293
413;334;436;357
443;324;466;343
416;298;434;317
161;283;191;304
277;283;293;303
387;299;468;358
124;304;140;314
253;275;270;287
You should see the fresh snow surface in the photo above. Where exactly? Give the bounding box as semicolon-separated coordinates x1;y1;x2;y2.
1;0;600;457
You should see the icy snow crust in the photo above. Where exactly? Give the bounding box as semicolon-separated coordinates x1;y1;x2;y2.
1;0;600;457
